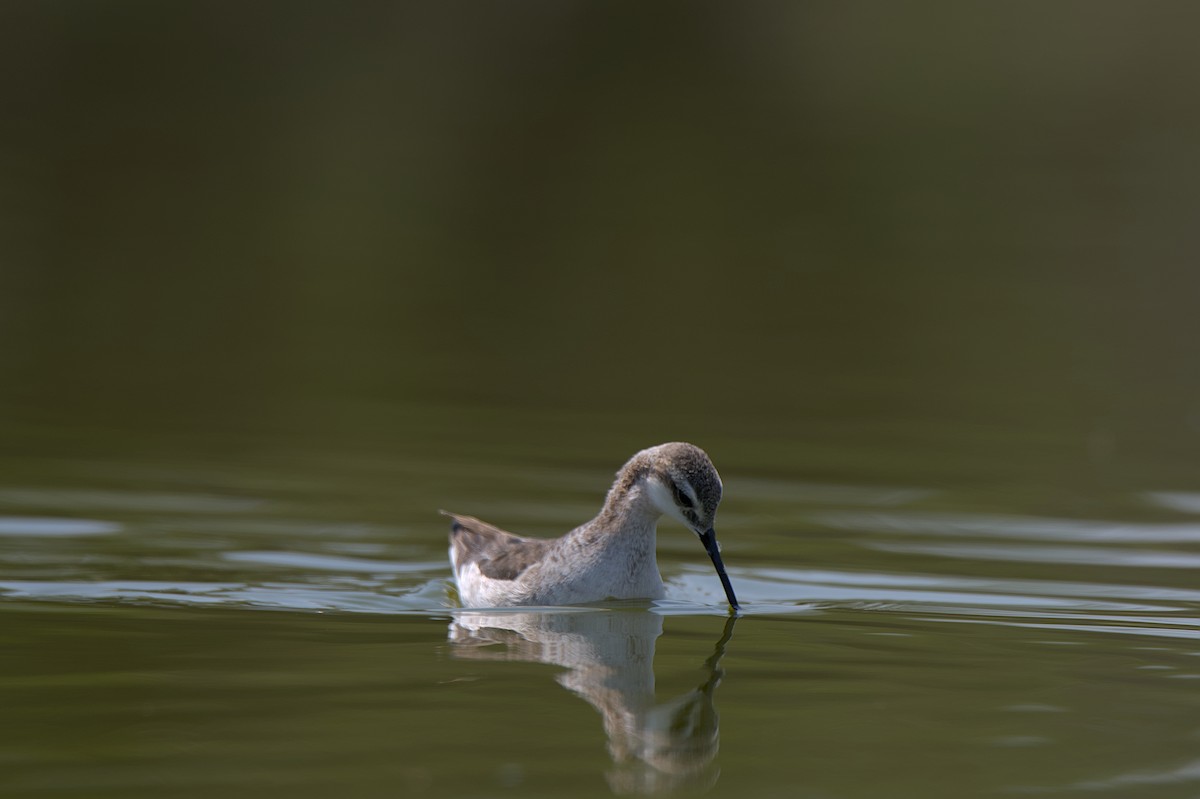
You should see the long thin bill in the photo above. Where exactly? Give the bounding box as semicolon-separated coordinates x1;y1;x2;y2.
699;528;740;611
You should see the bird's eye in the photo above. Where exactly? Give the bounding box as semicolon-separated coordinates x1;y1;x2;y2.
672;484;693;509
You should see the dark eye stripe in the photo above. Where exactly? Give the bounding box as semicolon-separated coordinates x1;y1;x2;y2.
672;483;693;508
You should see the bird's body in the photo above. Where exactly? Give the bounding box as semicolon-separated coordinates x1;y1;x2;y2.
447;442;739;610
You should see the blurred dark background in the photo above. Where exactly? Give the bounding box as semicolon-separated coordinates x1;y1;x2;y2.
2;1;1198;489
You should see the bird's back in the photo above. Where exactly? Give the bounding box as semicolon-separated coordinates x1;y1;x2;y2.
446;512;553;605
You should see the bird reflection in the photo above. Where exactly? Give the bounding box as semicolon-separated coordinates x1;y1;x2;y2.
449;610;737;795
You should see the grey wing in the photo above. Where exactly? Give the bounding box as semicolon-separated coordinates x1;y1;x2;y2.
444;511;552;581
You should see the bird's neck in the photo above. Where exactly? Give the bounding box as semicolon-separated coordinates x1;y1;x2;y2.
594;480;662;532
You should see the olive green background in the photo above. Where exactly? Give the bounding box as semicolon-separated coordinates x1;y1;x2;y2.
2;3;1199;797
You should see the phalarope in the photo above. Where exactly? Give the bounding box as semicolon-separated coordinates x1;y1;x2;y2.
446;442;739;610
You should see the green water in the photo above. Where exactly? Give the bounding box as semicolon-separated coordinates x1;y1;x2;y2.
3;3;1200;797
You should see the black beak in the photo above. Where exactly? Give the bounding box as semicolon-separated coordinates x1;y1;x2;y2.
699;528;740;612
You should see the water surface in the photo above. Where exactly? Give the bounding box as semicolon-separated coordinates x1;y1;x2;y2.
3;425;1200;798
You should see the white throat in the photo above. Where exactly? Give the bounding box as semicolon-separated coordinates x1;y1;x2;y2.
644;476;694;531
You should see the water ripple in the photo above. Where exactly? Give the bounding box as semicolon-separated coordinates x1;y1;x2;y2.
1144;492;1200;514
223;550;445;573
868;541;1200;569
0;516;121;536
0;487;263;514
815;510;1200;543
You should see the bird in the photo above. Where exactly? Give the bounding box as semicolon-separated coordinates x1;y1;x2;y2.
445;442;739;610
